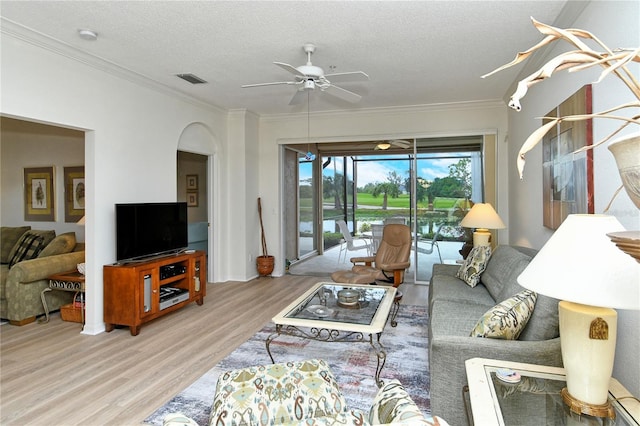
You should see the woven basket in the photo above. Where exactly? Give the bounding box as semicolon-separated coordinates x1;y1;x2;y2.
60;303;83;323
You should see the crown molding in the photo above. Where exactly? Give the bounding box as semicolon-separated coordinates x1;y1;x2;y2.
1;18;227;115
259;99;506;123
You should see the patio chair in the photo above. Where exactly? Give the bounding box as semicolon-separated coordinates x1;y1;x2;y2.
337;219;371;262
416;223;444;263
370;224;384;254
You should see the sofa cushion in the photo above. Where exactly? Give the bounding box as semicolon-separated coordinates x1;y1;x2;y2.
429;275;496;310
456;246;492;287
430;301;494;338
518;293;560;341
8;233;46;268
38;232;76;258
470;290;537;340
481;245;535;301
1;226;31;264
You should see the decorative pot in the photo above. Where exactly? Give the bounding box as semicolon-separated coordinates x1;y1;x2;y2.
256;255;275;276
337;289;360;305
608;135;640;209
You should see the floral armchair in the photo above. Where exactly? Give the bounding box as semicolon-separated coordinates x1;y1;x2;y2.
165;358;449;426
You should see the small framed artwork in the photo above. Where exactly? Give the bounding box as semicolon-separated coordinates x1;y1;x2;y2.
187;191;199;207
186;175;198;190
24;167;55;221
64;166;85;223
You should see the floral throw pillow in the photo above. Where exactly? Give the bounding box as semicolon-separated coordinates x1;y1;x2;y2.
456;245;492;287
470;290;538;340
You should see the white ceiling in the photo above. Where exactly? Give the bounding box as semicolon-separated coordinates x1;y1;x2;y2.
1;1;581;116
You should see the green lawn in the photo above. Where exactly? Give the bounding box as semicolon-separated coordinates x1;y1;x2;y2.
299;194;464;222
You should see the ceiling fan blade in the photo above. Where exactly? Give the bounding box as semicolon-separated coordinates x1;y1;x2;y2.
274;62;306;78
324;71;370;82
242;81;297;88
391;139;411;148
289;89;308;105
322;84;362;103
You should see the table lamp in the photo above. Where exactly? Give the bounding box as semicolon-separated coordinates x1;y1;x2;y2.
517;214;640;417
460;203;506;247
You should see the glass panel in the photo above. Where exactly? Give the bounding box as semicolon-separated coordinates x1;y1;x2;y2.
284;283;388;326
321;156;345;252
413;152;477;282
299;156;315;257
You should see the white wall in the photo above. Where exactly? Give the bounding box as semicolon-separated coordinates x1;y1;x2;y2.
1;25;233;335
259;101;510;277
1;118;86;241
506;1;640;396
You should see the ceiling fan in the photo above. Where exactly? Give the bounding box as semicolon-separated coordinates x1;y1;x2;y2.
375;139;412;150
242;43;369;105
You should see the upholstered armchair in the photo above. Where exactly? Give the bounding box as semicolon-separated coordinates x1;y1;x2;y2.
169;358;443;426
331;224;411;286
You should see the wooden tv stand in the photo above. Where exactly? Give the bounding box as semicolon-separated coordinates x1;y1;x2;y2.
103;251;206;336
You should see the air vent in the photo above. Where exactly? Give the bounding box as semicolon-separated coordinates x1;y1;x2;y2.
176;73;207;85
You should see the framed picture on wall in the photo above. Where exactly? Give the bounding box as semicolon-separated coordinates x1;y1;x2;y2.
187;191;198;207
186;174;198;190
24;166;55;221
64;166;85;223
542;84;594;229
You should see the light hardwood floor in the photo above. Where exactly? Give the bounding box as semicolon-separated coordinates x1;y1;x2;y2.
0;275;428;426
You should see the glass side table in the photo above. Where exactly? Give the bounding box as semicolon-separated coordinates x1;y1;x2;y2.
465;357;639;426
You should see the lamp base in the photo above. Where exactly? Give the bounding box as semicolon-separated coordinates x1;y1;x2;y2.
472;229;491;247
561;387;615;419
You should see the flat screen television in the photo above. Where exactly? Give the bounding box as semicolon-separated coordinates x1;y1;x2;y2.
116;202;188;262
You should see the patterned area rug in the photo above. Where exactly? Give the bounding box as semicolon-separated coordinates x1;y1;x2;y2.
144;304;429;425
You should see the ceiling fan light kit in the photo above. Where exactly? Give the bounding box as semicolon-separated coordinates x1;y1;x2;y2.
374;140;411;151
242;43;369;104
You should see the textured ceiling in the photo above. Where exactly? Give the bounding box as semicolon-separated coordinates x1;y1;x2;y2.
1;1;577;115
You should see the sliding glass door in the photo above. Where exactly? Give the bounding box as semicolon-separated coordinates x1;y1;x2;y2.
283;135;491;282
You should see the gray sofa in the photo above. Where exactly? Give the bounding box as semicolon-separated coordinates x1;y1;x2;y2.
428;245;563;426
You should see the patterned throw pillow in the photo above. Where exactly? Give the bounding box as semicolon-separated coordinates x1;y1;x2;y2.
456;245;492;287
470;290;538;340
8;232;45;268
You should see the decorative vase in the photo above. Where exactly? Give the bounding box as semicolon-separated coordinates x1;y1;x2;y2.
607;134;640;263
256;255;275;276
608;134;640;209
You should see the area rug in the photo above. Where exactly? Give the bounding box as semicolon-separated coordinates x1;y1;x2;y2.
144;304;429;425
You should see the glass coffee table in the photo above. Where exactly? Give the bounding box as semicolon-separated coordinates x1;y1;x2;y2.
267;282;397;387
465;358;640;425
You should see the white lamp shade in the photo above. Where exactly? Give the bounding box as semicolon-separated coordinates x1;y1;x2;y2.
460;203;506;229
518;214;640;310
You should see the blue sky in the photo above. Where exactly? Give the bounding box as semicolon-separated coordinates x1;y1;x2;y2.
301;153;466;187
